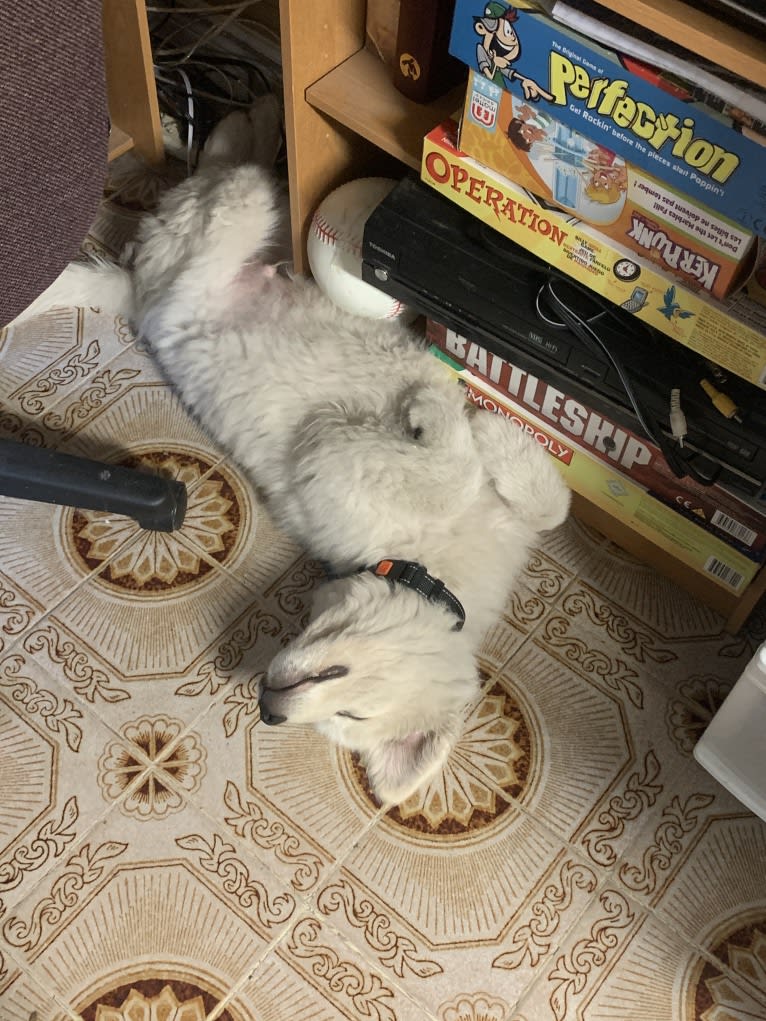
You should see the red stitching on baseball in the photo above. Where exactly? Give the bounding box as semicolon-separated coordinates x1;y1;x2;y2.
311;212;339;244
311;212;362;256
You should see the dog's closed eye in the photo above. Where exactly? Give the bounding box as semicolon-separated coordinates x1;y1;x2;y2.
312;665;350;682
262;664;349;694
336;710;367;720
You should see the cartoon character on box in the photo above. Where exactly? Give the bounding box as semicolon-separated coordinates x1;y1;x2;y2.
505;102;553;148
658;286;695;325
582;147;628;205
504;99;628;221
474;3;553;100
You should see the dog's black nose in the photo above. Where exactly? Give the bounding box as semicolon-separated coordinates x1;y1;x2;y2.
260;707;287;726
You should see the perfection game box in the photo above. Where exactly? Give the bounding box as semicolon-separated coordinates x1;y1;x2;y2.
448;0;766;238
458;70;755;300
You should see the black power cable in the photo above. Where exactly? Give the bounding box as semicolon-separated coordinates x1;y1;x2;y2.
475;220;718;486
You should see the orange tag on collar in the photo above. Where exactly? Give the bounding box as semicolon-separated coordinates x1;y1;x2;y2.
375;560;394;577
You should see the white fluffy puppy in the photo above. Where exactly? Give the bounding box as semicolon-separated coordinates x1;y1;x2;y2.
23;165;570;804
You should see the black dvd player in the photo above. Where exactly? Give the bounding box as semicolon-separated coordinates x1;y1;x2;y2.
362;176;766;503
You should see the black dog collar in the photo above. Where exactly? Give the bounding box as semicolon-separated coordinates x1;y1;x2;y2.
364;559;465;631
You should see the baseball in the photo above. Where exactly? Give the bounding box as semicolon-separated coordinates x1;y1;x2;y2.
307;177;411;320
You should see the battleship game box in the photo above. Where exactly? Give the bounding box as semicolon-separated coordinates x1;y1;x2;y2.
429;341;761;593
361;175;766;523
447;0;766;237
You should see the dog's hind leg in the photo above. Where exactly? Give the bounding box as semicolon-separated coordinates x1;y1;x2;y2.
132;164;281;329
289;398;485;560
469;410;571;531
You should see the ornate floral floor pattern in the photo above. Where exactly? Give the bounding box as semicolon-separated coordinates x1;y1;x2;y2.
2;248;766;1021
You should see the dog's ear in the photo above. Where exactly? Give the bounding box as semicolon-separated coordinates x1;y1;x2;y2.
362;717;459;806
470;411;571;532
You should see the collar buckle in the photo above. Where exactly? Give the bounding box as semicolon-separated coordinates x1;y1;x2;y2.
368;559;465;631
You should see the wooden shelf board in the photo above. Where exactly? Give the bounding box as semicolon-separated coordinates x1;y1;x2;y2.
591;0;766;90
307;46;466;171
108;126;134;162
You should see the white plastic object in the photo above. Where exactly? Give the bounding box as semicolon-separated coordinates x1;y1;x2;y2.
694;641;766;822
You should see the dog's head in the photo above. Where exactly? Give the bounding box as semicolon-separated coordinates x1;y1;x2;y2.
259;573;478;806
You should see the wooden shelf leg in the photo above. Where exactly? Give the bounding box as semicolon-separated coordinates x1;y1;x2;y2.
279;0;382;272
102;0;165;166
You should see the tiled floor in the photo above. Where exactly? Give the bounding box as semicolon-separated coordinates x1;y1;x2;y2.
1;202;766;1021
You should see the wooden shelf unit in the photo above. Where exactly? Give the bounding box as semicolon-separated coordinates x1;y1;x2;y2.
307;47;464;172
103;0;164;166
280;0;766;631
590;0;766;90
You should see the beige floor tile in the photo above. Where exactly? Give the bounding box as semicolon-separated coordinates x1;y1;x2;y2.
0;795;295;1017
480;642;639;849
628;792;766;985
479;555;579;679
187;694;385;892
564;535;739;640
1;308;134;439
42;543;269;687
226;914;434;1021
534;575;759;685
0;568;48;659
177;456;319;603
9;568;300;813
513;889;766;1021
0;964;80;1021
603;674;766;939
478;609;532;680
482;593;764;886
0;495;106;625
314;834;603;1016
0;651;136;919
44;344;222;465
534;516;613;578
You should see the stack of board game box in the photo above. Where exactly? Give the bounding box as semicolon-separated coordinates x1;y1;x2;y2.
422;0;766;386
414;0;766;596
427;318;766;595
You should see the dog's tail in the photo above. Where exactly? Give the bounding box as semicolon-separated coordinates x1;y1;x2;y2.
8;258;133;328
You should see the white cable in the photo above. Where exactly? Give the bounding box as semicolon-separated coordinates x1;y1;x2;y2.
535;284;609;329
669;388;687;447
174;66;195;175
